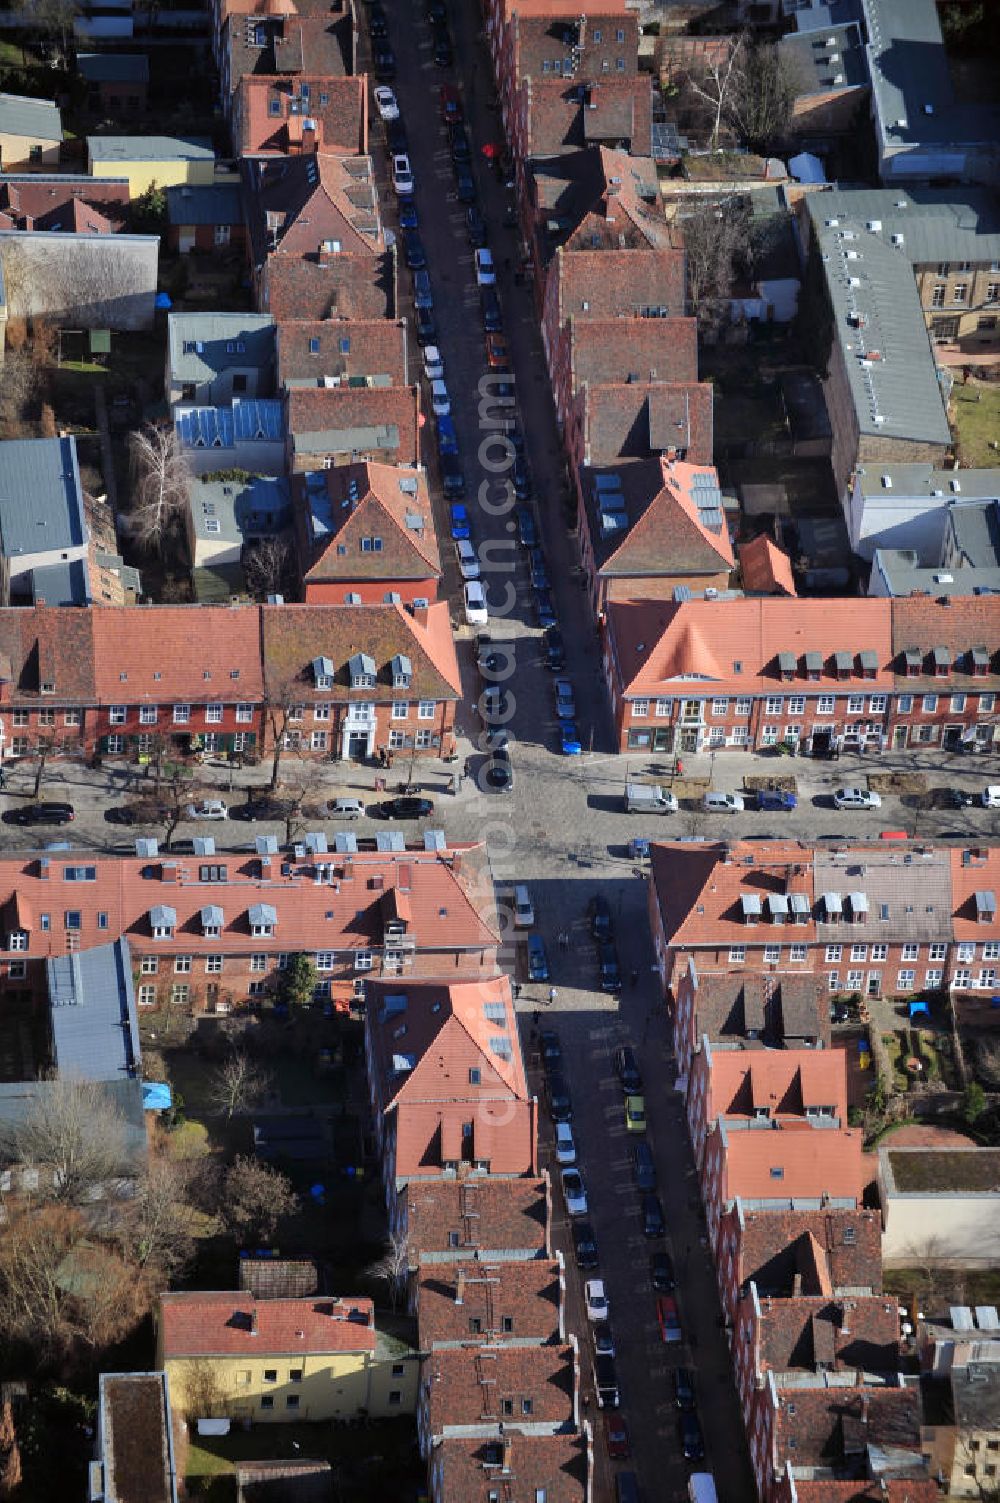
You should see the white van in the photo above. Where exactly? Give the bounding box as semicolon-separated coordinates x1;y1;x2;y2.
513;884;534;928
624;782;678;814
688;1475;718;1503
703;791;744;813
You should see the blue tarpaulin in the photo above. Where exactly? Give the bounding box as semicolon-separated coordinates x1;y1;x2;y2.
908;1000;930;1020
142;1081;172;1111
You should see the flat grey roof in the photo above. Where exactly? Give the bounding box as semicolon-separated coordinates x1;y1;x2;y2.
188;473;290;545
809;186;1000;268
856;464;1000;500
30;559;91;606
165;183;243;227
78;53;150;84
863;0;1000;150
810;204;951;446
871;549;1000;598
0;1078;146;1164
88;134;214;162
0;436;85;557
780;24;867;94
0;92;61;142
167;312;275;384
46;938;140;1083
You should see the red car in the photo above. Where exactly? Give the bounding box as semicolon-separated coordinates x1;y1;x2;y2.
656;1294;682;1344
485;332;509;369
605;1412;630;1459
439;83;462;123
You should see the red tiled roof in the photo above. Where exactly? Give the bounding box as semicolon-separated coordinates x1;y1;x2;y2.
605;597;894;699
788;1482;938;1503
891;594;1000;688
554;248;687;328
277;319;408;388
0;606;96;704
249;152;384;262
265;252;395;322
705;1048;848;1124
569;317;697;392
432;1432;588;1503
286;384;419;467
402;1177;549;1261
579;380;713;467
739;534;797;597
425;1344;576;1433
771;1386;921;1470
236;75;365;156
0;175;129;229
719;1123;865;1205
90;604;264;704
261;600;460;699
950;845;1000;940
731;1207;883;1297
600;457;732;579
752;1292;900;1376
416;1260;562;1348
159;1292;375;1358
295;461;440;582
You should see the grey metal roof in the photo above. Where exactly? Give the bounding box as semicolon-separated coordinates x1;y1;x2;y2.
810;205;951;446
810;187;1000;268
304;833;328;854
0;92;61;142
167;312;275;385
88;134;213;163
150;905;176;929
176;398;284;451
249;902;277;926
780;24;867;94
201;904;224;928
871;550;1000;598
136;838;158;858
334;831;358;853
857;465;1000;501
376;831;405;851
255;834;279;855
814;847;953;942
424;830;446;851
46;939;140;1083
78;53;149;84
188;473;290;546
193;837;215;857
0;436;85;558
30;559;91;607
165;182;243;227
294;424;400;454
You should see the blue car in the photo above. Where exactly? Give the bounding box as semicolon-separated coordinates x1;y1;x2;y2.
399;199;419;230
529;547;549;590
534;589;556;629
527;933;550;981
402;227;426;268
516;506;538;548
560;721;582;756
437;414;459;455
449;502;471;539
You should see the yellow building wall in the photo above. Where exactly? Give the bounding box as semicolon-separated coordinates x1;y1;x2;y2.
0;136;60;172
162;1350;418;1424
89;157;217;197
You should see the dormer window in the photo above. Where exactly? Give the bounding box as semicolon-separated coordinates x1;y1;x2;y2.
348;651;376;690
740;894;761;927
40;681;55;695
249;903;277;938
804;652;822;683
903;648;921;678
150;904;176;940
860;650;878;680
970;647;989;677
7;931;27;952
201;904;224;938
312;655;334;691
932;646;951;678
777;652;795;682
391;653;412;690
833;651;853;681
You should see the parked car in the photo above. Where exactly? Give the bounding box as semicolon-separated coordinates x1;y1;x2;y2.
673;1367;695;1410
430;378;451;417
371;796;434;820
373;43;396;78
463;580;488;625
373;84;399;121
630;1140;656;1192
402;228;426;269
679;1412;705;1462
484;742;513;794
368;4;388;37
983;786;1000;808
614;1045;643;1094
186;799;228;820
474;247;496;285
412;268;434;310
449;123;471;162
529;549;550;592
754;788;797;812
585;1278;610;1321
414;306;438;345
386;117;408;153
703;791;745;813
485;332;509;369
433;28;453;65
512;454;532;499
436;412;458;454
527;932;550;981
516;506;538;548
554;1121;576;1166
423;344;445;381
5;801;75;826
545;1071;572;1122
554;678;576;720
593;1319;615;1357
480;284;502;332
560;722;582;756
449;501;471;539
594;1353;619;1409
598;942;622;993
561;1168;588;1217
650;1250;674;1292
572;1220;598;1270
440;453;465;496
466;204;487;246
454;538;479;579
642;1193;665;1237
544;627;565;670
538;1028;561;1068
656;1294;682;1343
625;1093;646;1133
534;590;557;629
605;1413;630;1460
398;198;419;230
454;162;476;201
834;787;882;811
439;82;462;122
329;797;365;819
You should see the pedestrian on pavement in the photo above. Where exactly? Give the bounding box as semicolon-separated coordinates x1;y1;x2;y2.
464;757;472;778
548;986;557;1005
512;981;521;1000
0;766;6;790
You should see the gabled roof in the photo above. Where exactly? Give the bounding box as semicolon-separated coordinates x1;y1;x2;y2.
717;1121;865;1206
788;1480;938;1503
751;1292;901;1378
165;183;244;228
891;595;1000;689
739;535;797;597
263;250;395;322
236;74;365;156
522;76;651;160
247;151;384;260
579;380;713;467
416;1260;561;1349
261;601;460;699
568;316;697;392
90;604;264;704
277;318;407;388
552;247;686;328
159;1292;375;1358
432;1432;588;1503
425;1344;576;1435
0;92;61;143
47;939;140;1084
606;597;894;699
0;605;97;703
680;966;828;1049
771;1384;921;1471
731;1206;883;1298
296;460;440;580
598;458;733;579
402;1177;549;1263
0;436;85;559
704;1047;847;1124
287;384;419;465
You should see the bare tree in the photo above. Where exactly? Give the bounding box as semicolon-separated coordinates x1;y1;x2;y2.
263;674;306;792
243;535;293;601
726;40;805;155
679;196;752;324
31;734;76;800
0;1400;22;1499
0;351;38;435
11;0;80;59
366;1229;410;1313
223;1157;296;1244
127;424;192;552
208;1049;272;1120
109;1153;199;1281
178;1358;227;1421
1;1078;131;1206
682;34;744;151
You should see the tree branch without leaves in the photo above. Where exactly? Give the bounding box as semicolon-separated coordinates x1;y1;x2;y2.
366;1229;410;1313
208;1049;272;1120
127;424;191;552
1;1078;130;1205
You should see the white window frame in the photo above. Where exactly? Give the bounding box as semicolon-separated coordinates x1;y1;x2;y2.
869;695;887;713
108;706;127;725
631;699;649;719
205;704;223;724
417;701;436;721
728;945;746;963
846;695;864;714
391;702;409;720
901;943;919;962
173;704;191;724
825;945;842;962
957;942;976;963
787;696;805;714
763;944;781;963
654;700;671;718
789;943;807;962
765;696;783;714
816;696;835;715
896;969;916;991
921;694;938;714
139;704;157;725
235;703;254;723
735;697;752;716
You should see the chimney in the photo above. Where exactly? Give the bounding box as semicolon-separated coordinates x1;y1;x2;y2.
840;1304;850;1336
502;1435;513;1473
342;859;354;883
860;1394;870;1425
454;1269;465;1305
250;1306;258;1336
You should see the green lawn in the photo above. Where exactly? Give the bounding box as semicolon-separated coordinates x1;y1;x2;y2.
952;382;1000;468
